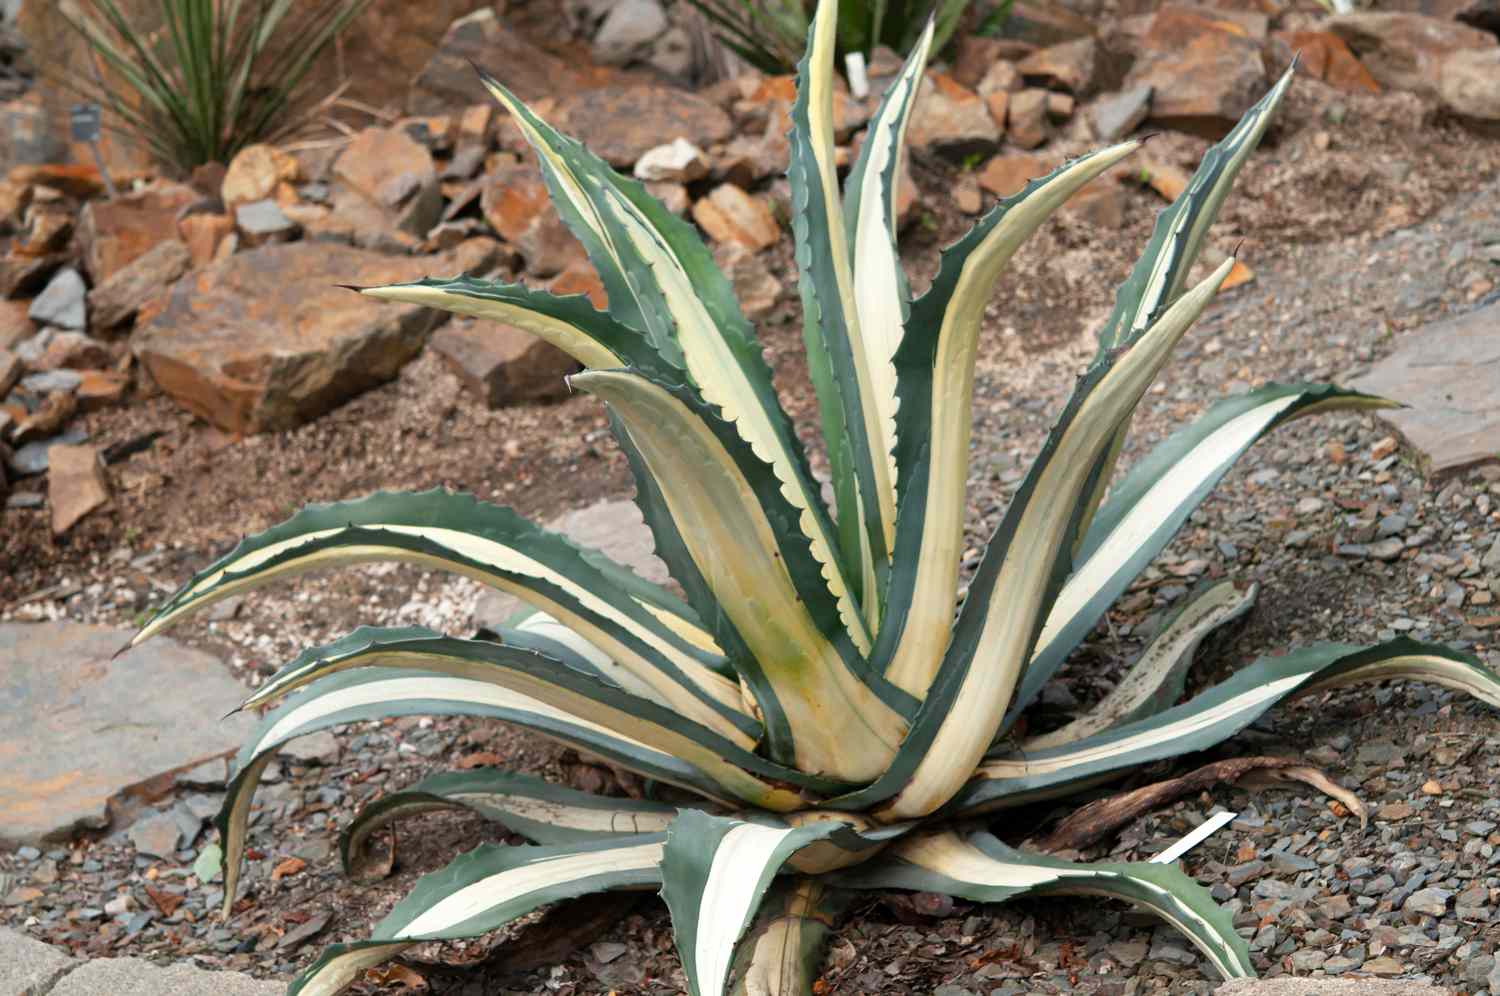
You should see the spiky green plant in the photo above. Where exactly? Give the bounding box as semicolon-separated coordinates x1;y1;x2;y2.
130;4;1500;993
58;0;370;172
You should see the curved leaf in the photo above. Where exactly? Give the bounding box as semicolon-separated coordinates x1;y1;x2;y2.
729;878;849;996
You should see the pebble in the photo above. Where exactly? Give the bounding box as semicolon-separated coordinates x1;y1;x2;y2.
1404;887;1452;917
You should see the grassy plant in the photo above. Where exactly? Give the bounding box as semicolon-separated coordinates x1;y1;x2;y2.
58;0;369;173
129;3;1500;993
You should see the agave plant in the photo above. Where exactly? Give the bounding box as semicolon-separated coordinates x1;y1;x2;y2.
129;3;1500;993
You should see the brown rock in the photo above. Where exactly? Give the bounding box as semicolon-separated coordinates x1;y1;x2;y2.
0;300;34;350
713;244;781;322
548;261;608;310
978;152;1056;197
556;85;733;169
908;73;1003;159
1018;37;1099;95
0;179;31;232
458;104;494;144
14;391;77;447
692;184;780;252
985;91;1011;131
1146;5;1268;46
634;138;710;183
0;349;20;396
1127;26;1267;137
77;183;198;284
8;163;106;200
644;181;691;217
481;161;584;278
1140;157;1192;200
1047;93;1076;119
429;318;579;407
31;331;111;371
1008;89;1051;149
955;175;983;214
0;252;67;298
1325;13;1495;101
1273;32;1380;94
75;370;130;410
1440;48;1500;121
87;240;192;331
1062;180;1128;227
48;443;109;534
15;205;73;257
999;2;1097;46
221;144;299;210
178;212;235;268
953;36;1039;88
332;128;443;238
306;188;422;255
132;239;501;433
977;61;1024;99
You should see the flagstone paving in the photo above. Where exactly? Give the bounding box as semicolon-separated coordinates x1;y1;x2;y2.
0;622;254;845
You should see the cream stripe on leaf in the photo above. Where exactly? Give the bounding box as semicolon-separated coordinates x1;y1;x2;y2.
729;879;848;996
839;259;1234;819
1024;579;1258;750
340;769;676;876
789;0;903;621
477;67;873;658
874;142;1142;700
575;370;913;781
132;489;756;747
288;836;666;996
661;811;848;996
952;639;1500;815
834;830;1253;980
1000;383;1393;736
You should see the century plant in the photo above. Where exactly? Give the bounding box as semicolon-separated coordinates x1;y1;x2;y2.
58;0;370;172
129;3;1500;993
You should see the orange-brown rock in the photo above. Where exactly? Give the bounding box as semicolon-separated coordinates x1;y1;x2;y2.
548;261;608;310
332;128;443;238
1145;5;1267;46
48;443;109;535
999;3;1096;47
953;36;1039;89
1018;37;1099;95
978;152;1056;197
0;348;20;396
75;369;130;410
0;252;67;299
77;182;198;284
1127;15;1267;137
713;244;781;322
14;204;72;257
692;184;780;252
133;238;501;433
985;91;1011;131
7;163;106;200
1273;31;1380;94
1007;89;1051;149
178;212;236;268
221;144;300;210
555;85;733;169
1326;12;1495;101
0;300;33;350
87;239;192;331
429;317;579;408
1061;180;1128;228
1140;157;1192;201
908;73;1002;159
481;161;585;278
0;178;31;232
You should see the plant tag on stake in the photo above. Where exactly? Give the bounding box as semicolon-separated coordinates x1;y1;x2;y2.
1151;810;1236;864
845;51;869;100
70;103;117;198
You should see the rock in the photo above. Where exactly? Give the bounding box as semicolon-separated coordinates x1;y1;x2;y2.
279;730;341;766
1007;89;1051;149
474;499;672;629
644;180;690;217
1061;180;1129;227
0;622;256;844
1214;980;1452;994
714;243;781;322
428;318;579;407
1325;13;1495;101
15;329;110;372
976;60;1024;99
0;300;33;349
234;199;298;247
978;152;1054;197
133;239;500;433
15;203;72;256
27;266;86;330
47;443;109;534
87;239;192;331
1147;5;1267;45
75;370;130;411
593;0;667;66
0;349;18;396
548;260;609;309
332;127;442;238
410;8;596;114
1273;31;1381;94
692;184;780;251
47;958;286;996
1404;887;1452;916
125;810;181;858
8;163;107;201
1090;85;1153;140
482;160;584;278
646;24;695;79
0;251;67;299
999;2;1096;47
0;927;75;995
220;143;299;210
907;73;1002;159
77;182;198;284
1350;301;1500;475
178;212;236;269
1440;48;1500;121
1017;37;1098;95
634;138;709;183
1128;14;1267;136
953;36;1038;89
556;84;732;168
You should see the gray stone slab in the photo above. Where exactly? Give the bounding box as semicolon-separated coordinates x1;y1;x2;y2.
1216;980;1450;995
1350;300;1500;475
0;927;75;996
473;498;671;628
47;958;285;996
0;622;254;845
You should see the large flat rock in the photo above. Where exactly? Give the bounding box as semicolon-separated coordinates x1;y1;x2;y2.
133;238;501;433
1350;300;1500;476
48;958;284;996
1216;979;1451;994
0;622;254;845
0;927;75;996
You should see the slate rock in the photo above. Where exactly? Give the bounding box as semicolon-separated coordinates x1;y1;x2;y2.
278;730;341;766
77;182;198;283
1215;980;1451;994
86;239;191;331
907;73;1002;159
480;160;584;278
27;266;86;330
593;0;667;66
332;127;442;238
47;957;285;996
1127;13;1267;137
1440;48;1500;122
1090;85;1153;140
1404;887;1451;916
409;7;593;115
555;84;731;168
0;927;75;996
1326;12;1495;101
429;318;579;408
234;199;298;247
46;443;109;535
125;810;181;858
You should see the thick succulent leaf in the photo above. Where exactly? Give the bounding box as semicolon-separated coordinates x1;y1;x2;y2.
574;369;911;781
853;260;1234;819
131;489;754;747
341;769;677;874
953;639;1500;814
877;142;1142;699
477;68;871;657
661;811;850;996
289;835;665;996
1003;384;1394;735
1024;580;1258;750
835;830;1253;980
213;663;814;917
729;878;849;996
790;0;900;615
358;276;680;380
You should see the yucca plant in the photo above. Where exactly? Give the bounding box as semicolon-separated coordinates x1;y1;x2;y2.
128;4;1500;993
58;0;370;172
